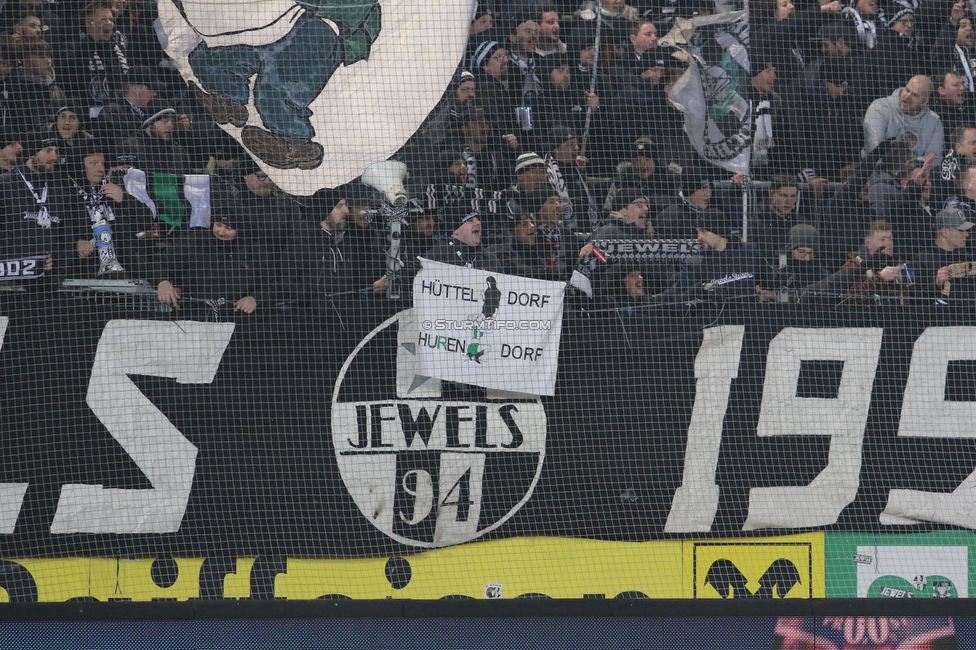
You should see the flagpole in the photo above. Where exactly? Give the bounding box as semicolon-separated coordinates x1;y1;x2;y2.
579;0;603;158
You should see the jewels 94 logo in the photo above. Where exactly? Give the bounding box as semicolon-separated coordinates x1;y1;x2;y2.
330;309;547;548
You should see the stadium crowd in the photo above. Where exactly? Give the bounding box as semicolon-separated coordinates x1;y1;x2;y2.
2;0;976;314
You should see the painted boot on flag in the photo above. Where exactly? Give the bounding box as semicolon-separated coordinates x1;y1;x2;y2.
241;126;324;170
190;82;248;128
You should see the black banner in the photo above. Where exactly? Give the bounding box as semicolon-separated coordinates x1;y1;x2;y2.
2;294;976;557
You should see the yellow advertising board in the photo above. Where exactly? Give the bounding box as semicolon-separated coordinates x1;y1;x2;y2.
0;534;824;601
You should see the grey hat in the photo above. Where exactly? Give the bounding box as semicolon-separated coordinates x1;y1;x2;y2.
548;125;576;151
936;207;976;231
783;223;820;253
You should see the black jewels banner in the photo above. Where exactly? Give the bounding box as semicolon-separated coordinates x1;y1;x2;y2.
1;294;975;558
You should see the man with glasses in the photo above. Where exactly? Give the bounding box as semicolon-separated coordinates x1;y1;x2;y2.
590;189;653;240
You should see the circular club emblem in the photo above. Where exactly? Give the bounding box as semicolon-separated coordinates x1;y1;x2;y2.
331;309;547;548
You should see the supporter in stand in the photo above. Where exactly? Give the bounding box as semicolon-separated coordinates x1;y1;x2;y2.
401;69;478;173
155;215;263;316
930;70;975;135
603;137;672;212
803;218;908;299
935;126;976;206
656;214;760;303
752;175;808;267
505;17;543;107
654;170;726;240
529;53;599;153
57;1;130;112
544;125;600;231
6;12;43;42
0;134;79;274
863;74;944;161
92;66;160;142
470;40;519;135
915;205;976;300
757;224;831;299
0;132;22;172
47;104;93;174
425;209;502;272
928;15;976;89
488;212;561;280
287;196;389;309
452;104;515;194
128;104;191;174
210;161;303;257
534;6;566;57
6;37;66;136
590;188;654;240
573;0;640;51
69;140;154;276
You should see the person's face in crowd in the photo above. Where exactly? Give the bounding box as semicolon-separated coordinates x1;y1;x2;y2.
769;185;797;216
454;217;482;246
855;0;876;17
483;48;509;80
110;0;128;16
899;78;929;115
212;222;238;241
535;195;561;225
470;13;493;36
623;270;644;297
510;20;540;56
539;11;559;41
696;228;725;251
825;80;848;97
603;0;625;13
864;229;893;255
550;64;571;90
957;129;976;161
151;116;175;140
641;64;665;83
325;199;348;231
630;22;658;54
791;246;815;261
86;8;115;41
14;15;42;38
633;154;655;177
23;53;53;79
127;83;157;108
461;118;489;149
752;63;777;93
413;215;435;238
456;80;475;104
56;110;79;140
448;158;468;185
621;197;650;227
552;137;579;164
822;37;851;58
940;73;966;106
943;226;970;250
244;170;274;197
348;204;372;229
959;18;976;48
514;214;537;244
0;141;22;168
688;186;712;209
892;12;914;37
517;164;546;190
30;145;57;173
580;45;596;68
775;0;795;21
83;152;106;184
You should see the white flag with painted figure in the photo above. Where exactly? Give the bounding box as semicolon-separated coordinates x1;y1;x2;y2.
662;9;752;175
412;259;565;396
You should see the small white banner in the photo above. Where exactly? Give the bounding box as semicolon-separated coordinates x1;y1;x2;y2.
412;259;565;396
